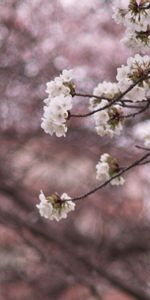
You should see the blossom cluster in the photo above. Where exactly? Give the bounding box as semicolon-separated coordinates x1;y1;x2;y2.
36;191;75;221
89;54;150;138
41;70;75;137
113;0;150;52
37;2;150;222
96;153;125;186
116;54;150;101
89;82;123;137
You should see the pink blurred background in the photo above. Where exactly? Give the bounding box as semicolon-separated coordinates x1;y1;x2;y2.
0;1;150;299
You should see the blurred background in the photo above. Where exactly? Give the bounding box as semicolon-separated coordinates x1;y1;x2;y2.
0;0;150;299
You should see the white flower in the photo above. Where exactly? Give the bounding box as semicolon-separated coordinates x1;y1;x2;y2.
111;177;125;186
113;0;150;51
113;0;150;29
60;193;76;216
96;153;125;186
60;69;73;82
36;191;53;219
41;70;75;137
41;117;67;137
36;191;75;221
41;97;70;137
94;109;109;125
101;153;110;162
112;0;129;24
89;82;121;110
96;161;110;182
116;54;150;101
45;70;74;99
91;101;123;138
122;29;150;53
41;95;73;137
46;77;70;99
89;82;123;138
55;94;73;111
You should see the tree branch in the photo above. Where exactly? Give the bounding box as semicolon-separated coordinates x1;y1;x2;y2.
71;70;150;118
63;151;150;202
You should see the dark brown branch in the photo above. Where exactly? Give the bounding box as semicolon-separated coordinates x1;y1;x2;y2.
74;92;110;101
121;99;150;119
71;71;150;118
138;159;150;165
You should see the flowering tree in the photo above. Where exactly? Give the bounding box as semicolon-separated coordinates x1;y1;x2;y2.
1;1;150;299
37;0;150;221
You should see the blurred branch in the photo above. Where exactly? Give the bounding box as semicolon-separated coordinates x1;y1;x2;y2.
0;206;149;300
2;14;36;42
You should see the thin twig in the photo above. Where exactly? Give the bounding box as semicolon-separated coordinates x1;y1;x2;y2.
136;145;150;151
63;151;150;202
121;100;150;119
138;160;150;166
74;92;110;101
71;70;150;118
